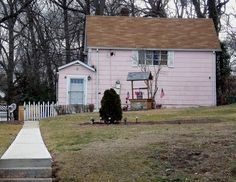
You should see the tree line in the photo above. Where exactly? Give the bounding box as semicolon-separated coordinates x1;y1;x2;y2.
0;0;234;106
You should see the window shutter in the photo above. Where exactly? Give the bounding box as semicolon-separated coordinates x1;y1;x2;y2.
167;51;174;68
131;50;138;66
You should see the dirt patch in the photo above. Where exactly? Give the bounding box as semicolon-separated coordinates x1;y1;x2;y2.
51;154;61;182
168;148;209;170
148;130;236;181
79;118;222;126
231;167;236;177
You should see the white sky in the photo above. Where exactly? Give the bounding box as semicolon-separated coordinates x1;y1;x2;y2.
220;0;236;39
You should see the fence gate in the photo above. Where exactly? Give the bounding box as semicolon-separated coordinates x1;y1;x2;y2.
23;101;57;121
0;104;16;121
0;105;8;121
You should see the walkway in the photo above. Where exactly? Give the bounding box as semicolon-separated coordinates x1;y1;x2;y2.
0;121;52;182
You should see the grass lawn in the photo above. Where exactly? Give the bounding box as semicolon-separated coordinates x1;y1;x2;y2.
40;104;236;182
0;122;22;156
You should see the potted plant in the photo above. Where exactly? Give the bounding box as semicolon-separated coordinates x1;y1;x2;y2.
135;91;143;99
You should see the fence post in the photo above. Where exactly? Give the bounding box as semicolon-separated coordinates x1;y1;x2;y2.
42;101;44;118
52;102;55;117
50;102;52;117
29;101;31;121
47;101;49;117
26;102;28;121
48;102;50;117
33;102;35;121
54;102;57;116
23;102;26;121
41;102;43;119
37;102;40;120
35;102;37;121
22;101;58;121
38;102;42;120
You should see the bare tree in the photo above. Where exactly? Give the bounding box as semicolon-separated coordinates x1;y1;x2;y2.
173;0;187;18
132;51;164;108
190;0;229;34
224;5;236;74
0;0;34;24
0;0;20;104
51;0;74;63
122;0;141;16
142;0;168;17
94;0;106;15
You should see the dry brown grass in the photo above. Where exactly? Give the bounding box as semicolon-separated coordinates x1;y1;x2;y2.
40;104;236;182
0;122;22;156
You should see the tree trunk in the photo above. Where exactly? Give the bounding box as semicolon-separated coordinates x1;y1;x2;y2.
6;17;16;105
94;0;105;15
207;0;219;35
26;5;40;85
63;0;71;64
191;0;206;18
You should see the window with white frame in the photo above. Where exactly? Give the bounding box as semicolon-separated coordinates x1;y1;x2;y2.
138;50;168;65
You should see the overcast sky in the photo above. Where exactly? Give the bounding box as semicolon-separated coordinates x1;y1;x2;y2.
220;0;236;39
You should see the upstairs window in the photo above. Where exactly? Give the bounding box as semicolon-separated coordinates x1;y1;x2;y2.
138;50;168;65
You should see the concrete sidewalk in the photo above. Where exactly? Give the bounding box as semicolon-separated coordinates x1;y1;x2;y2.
1;121;51;160
0;121;52;181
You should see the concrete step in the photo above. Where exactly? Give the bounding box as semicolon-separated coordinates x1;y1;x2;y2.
0;167;52;178
0;178;52;182
0;159;51;168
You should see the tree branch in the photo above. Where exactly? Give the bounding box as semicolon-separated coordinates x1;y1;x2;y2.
0;0;34;24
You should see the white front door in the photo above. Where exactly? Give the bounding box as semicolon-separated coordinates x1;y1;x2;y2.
68;78;85;105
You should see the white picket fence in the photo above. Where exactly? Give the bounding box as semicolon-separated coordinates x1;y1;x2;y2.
0;104;16;121
23;101;58;121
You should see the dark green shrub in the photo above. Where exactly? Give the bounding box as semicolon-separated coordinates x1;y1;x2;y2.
99;88;122;124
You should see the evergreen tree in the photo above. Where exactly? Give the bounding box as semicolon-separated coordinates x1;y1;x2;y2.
99;89;122;124
216;42;231;102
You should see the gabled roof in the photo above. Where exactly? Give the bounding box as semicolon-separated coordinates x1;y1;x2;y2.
127;72;153;81
86;16;220;50
58;60;96;72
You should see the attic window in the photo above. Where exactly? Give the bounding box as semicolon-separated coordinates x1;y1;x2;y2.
138;50;168;65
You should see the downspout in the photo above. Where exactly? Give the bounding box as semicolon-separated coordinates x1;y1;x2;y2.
56;72;59;104
96;48;99;111
213;51;217;106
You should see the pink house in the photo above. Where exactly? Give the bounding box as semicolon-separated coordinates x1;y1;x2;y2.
57;16;221;110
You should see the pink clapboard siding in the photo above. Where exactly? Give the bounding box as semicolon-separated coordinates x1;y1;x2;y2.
57;63;96;105
58;49;216;108
88;49;216;107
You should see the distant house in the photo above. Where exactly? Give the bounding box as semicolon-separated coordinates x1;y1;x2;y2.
0;71;6;101
57;16;220;110
0;89;5;98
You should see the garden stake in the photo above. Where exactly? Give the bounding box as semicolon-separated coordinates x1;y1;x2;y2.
90;117;95;124
124;117;127;125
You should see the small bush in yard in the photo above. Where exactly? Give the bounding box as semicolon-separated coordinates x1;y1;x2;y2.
99;88;122;124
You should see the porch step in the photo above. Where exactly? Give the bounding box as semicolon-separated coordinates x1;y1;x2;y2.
0;167;51;178
0;178;52;182
0;121;52;182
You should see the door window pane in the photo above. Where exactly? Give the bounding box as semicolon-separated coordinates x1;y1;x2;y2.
69;78;84;104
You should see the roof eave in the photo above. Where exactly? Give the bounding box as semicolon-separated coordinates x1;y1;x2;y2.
58;60;96;72
86;46;221;52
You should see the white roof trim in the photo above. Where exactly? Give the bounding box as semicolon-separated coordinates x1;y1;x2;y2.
58;60;96;72
87;46;221;52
